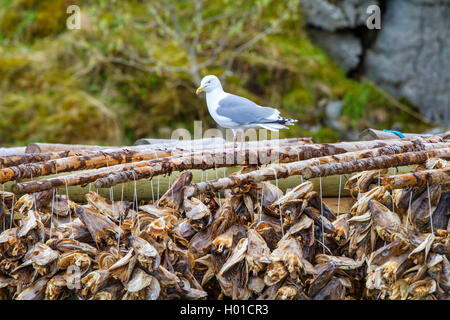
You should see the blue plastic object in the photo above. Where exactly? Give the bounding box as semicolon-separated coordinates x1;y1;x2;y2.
382;129;405;138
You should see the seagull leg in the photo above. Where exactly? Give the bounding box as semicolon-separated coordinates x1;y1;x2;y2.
232;129;237;150
240;129;245;152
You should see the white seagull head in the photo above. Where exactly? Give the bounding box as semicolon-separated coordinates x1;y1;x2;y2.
196;75;222;94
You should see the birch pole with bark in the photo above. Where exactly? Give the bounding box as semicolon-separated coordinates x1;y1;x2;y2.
93;141;449;189
10;139;311;193
0;137;232;169
381;167;450;189
0;150;92;169
183;148;450;197
13;140;448;194
0;137;313;181
299;149;450;179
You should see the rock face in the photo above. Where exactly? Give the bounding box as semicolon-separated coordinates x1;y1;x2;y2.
308;29;362;72
301;0;379;31
301;0;378;72
301;0;450;126
364;0;450;125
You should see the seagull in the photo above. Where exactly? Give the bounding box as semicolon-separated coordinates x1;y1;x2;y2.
196;75;297;149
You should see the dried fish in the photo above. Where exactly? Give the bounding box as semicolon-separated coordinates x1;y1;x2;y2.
75;205;120;247
15;277;48;300
123;268;160;300
307;262;338;297
158;172;192;210
108;248;136;284
47;238;98;257
86;191;130;221
183;197;212;231
45;274;68;300
0;147;447;300
217;237;250;299
81;269;111;297
246;229;270;275
130;236;160;272
23;242;59;276
410;184;442;230
0;228;27;261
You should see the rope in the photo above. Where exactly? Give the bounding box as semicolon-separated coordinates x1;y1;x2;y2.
337;175;342;216
427;181;434;235
319;176;325;254
269;167;284;237
382;129;405;138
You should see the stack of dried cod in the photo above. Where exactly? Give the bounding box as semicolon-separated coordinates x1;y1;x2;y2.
0;156;448;300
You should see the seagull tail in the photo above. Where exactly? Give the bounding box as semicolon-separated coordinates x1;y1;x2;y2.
258;116;297;131
282;117;298;126
259;123;285;131
268;116;298;126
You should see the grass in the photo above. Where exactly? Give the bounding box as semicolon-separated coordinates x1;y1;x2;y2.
0;0;433;146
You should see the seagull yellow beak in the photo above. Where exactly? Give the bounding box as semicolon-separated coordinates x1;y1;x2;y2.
196;86;205;95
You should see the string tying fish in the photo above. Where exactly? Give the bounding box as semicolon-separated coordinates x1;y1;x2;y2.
50;165;58;239
297;150;303;184
337;175;342;216
105;156;116;218
319;176;325;254
316;239;333;255
9;191;14;229
406;189;413;229
30;171;38;213
64;177;74;239
152;150;160;204
49;188;55;239
378;170;381;187
150;178;155;204
1;184;5;232
117;183;125;251
214;164;222;208
427;181;434;235
269;167;284;237
131;170;140;231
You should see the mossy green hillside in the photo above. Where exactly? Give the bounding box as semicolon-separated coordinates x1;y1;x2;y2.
0;0;430;146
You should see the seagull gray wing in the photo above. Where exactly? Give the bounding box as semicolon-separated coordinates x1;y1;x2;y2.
216;94;277;125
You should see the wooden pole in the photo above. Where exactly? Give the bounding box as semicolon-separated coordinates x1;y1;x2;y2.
381;167;450;189
184;148;450;197
13;139;446;193
0;150;91;169
0;147;26;157
0;138;227;168
359;129;450;141
25;143;119;154
1;168;412;202
94;141;449;189
0;138;312;181
9;139;311;192
300;149;450;179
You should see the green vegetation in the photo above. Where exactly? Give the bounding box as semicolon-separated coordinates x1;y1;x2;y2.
0;0;430;146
